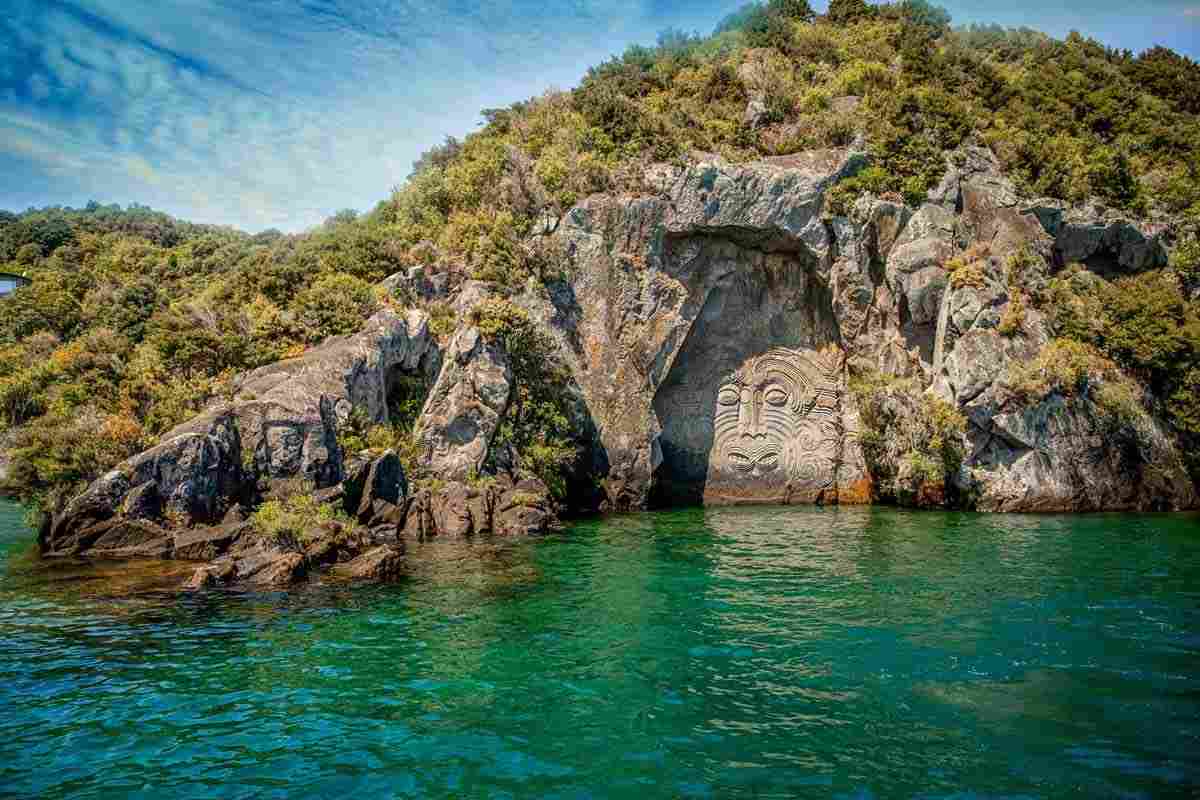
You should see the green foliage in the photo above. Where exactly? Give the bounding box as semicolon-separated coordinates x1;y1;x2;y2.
825;165;894;216
850;371;966;502
997;293;1027;337
944;253;988;289
1167;367;1200;435
427;301;458;339
470;298;578;497
1007;339;1117;399
1123;46;1200;115
1101;272;1199;381
291;273;380;343
1006;338;1153;437
827;0;874;25
251;490;353;544
884;1;951;30
1172;241;1200;291
0;203;413;510
1034;268;1200;438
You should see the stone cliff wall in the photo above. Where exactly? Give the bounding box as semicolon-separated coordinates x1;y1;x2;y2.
38;142;1198;582
524;143;1194;513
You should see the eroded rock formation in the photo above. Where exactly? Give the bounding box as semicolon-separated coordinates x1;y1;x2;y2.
37;141;1198;589
523;143;1194;513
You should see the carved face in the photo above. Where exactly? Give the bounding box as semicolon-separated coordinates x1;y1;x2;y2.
710;348;839;493
714;351;814;475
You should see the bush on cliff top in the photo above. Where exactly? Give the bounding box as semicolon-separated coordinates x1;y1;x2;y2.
1037;268;1200;437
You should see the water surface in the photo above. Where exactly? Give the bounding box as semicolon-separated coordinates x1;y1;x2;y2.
2;502;1198;798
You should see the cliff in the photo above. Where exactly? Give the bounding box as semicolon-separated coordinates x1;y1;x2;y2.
7;6;1200;588
35;140;1197;588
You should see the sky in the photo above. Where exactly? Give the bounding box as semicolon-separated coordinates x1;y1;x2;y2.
2;1;1198;233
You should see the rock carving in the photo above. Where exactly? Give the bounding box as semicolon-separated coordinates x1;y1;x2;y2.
706;347;843;502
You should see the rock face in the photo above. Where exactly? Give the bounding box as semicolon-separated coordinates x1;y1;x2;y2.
414;326;512;481
525;143;1193;512
964;388;1196;512
38;141;1198;588
41;310;440;556
526;148;871;509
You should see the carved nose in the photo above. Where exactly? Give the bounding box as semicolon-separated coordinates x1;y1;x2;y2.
738;389;764;438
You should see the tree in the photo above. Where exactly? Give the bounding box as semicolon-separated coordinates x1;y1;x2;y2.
290;272;380;342
768;0;815;21
827;0;874;25
899;21;939;80
1125;46;1200;115
897;0;950;30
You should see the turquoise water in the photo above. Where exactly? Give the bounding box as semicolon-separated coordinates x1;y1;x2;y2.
1;502;1199;799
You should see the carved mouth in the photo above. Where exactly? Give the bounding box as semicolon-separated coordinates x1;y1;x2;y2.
726;449;780;473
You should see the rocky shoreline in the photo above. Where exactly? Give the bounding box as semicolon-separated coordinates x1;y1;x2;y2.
34;142;1199;590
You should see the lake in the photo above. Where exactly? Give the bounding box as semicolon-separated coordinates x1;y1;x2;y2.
1;501;1198;798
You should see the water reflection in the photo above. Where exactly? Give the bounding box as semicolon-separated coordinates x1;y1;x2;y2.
1;502;1198;798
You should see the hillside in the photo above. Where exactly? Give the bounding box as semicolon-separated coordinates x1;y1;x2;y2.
4;0;1200;571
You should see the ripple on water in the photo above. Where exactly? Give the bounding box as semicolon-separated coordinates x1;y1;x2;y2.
1;502;1199;798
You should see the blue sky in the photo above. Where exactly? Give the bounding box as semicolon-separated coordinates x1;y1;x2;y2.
2;1;1198;232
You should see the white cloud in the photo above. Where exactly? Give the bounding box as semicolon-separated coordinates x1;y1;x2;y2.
1;0;732;230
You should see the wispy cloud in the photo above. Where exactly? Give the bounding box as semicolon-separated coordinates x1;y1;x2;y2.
1;0;739;230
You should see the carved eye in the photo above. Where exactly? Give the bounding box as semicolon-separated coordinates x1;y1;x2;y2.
764;387;789;407
717;388;740;407
758;452;779;469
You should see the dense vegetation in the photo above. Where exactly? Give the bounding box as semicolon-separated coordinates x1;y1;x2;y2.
2;0;1199;512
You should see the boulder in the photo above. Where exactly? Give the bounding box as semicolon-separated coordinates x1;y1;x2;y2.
355;451;406;521
183;559;236;590
338;545;405;581
234;542;308;588
172;522;251;561
1031;204;1169;274
415;326;512;480
246;552;307;588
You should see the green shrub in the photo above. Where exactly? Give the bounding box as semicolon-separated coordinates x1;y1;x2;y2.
827;0;875;26
1171;229;1200;287
1167;367;1200;434
850;371;965;502
1093;380;1148;432
1006;339;1117;399
944;256;987;289
997;293;1027;337
825;165;895;216
427;301;457;339
470;298;578;497
291;273;379;342
1039;266;1109;342
1101;271;1197;380
251;491;352;544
